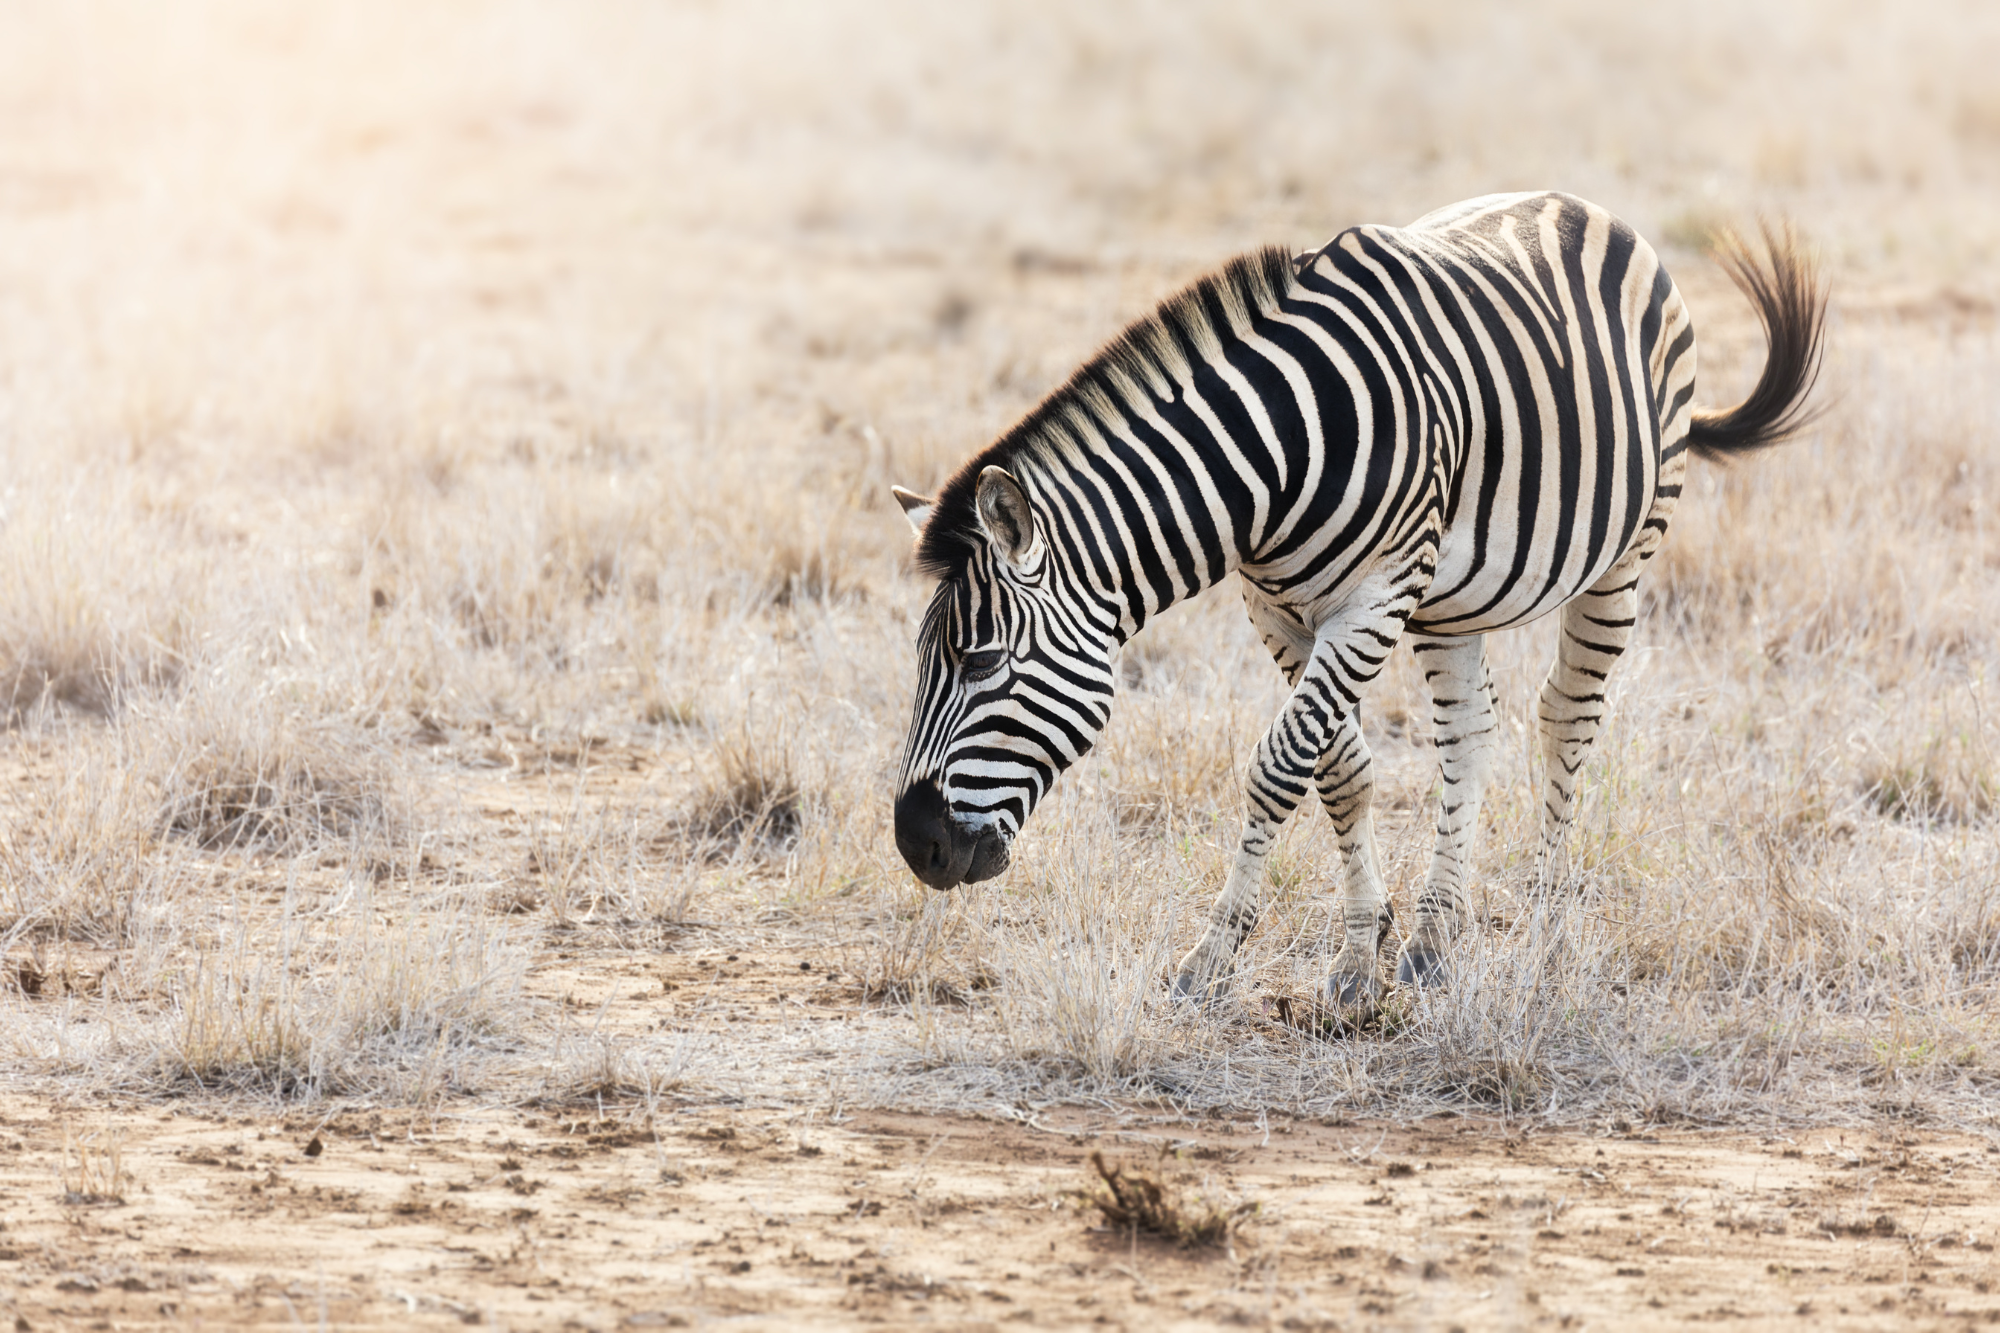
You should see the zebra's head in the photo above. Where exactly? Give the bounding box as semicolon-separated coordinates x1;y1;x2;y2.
890;465;1117;889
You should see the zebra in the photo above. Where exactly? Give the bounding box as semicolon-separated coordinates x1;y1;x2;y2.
890;191;1824;1009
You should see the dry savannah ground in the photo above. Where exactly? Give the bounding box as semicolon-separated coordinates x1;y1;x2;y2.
3;1;2000;1328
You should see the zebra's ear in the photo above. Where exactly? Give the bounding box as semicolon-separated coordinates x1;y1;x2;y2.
975;466;1043;570
891;486;934;535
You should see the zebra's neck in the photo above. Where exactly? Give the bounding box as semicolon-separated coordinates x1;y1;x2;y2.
913;245;1307;639
1015;443;1247;643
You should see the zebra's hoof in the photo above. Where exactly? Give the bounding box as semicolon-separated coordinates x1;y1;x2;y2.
1324;968;1381;1011
1170;971;1223;1005
1394;943;1449;990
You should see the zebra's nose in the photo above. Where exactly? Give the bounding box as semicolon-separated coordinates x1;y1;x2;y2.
894;779;963;889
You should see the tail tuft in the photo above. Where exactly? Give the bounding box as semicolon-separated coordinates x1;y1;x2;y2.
1687;224;1829;461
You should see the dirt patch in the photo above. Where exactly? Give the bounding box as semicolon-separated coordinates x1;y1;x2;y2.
1;1102;1995;1330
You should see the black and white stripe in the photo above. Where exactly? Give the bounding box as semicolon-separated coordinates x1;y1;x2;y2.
892;191;1824;1007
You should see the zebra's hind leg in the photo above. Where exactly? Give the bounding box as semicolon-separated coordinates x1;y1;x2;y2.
1535;570;1640;891
1393;634;1500;989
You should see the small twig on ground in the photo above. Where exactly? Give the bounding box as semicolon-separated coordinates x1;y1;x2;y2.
1073;1150;1254;1248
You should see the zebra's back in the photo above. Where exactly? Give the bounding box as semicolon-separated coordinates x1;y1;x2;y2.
1276;191;1695;636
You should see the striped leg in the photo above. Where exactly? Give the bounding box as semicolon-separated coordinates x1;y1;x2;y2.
1314;709;1395;1009
1536;419;1684;890
1535;571;1638;890
1393;634;1500;987
1172;583;1414;1005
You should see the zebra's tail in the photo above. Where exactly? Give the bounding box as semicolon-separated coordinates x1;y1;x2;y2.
1686;223;1829;461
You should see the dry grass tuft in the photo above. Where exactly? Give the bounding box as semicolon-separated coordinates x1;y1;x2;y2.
542;1027;694;1112
0;496;200;722
1819;1211;1906;1239
1075;1150;1254;1248
1436;1057;1548;1113
0;735;181;946
764;540;855;609
170;946;315;1093
58;1124;129;1206
505;774;707;925
157;716;396;853
846;894;991;1005
679;725;805;851
164;902;527;1100
1861;726;1997;825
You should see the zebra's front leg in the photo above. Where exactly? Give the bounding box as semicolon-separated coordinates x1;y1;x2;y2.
1315;711;1394;1010
1171;691;1349;1002
1394;634;1500;988
1173;597;1408;1007
1169;814;1284;1004
1536;571;1640;891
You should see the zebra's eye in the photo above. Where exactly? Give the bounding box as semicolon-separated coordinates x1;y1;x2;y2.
960;648;1008;681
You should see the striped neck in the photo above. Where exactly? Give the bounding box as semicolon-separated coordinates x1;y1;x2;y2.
912;246;1302;645
1010;444;1244;643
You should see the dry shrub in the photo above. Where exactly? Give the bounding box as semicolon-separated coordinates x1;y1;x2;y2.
1075;1150;1254;1248
152;695;401;855
0;733;181;944
679;722;804;851
166;902;527;1099
0;494;200;721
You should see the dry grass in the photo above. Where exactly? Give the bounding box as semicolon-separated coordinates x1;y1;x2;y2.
155;710;399;855
1;0;1998;1133
58;1124;130;1206
679;722;806;852
0;489;202;720
163;897;528;1101
0;731;183;947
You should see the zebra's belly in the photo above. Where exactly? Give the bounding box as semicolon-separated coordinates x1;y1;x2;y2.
1408;488;1647;636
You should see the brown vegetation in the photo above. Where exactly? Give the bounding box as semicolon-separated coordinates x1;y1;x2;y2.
1077;1149;1257;1248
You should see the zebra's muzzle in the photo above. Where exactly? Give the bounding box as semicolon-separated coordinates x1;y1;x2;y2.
893;779;1010;889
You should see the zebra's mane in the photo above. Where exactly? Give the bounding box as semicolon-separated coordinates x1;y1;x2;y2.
913;244;1301;579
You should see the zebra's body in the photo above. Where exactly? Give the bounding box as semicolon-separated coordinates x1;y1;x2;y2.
892;191;1822;1006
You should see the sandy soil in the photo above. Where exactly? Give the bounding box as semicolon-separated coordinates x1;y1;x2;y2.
3;1097;1996;1332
